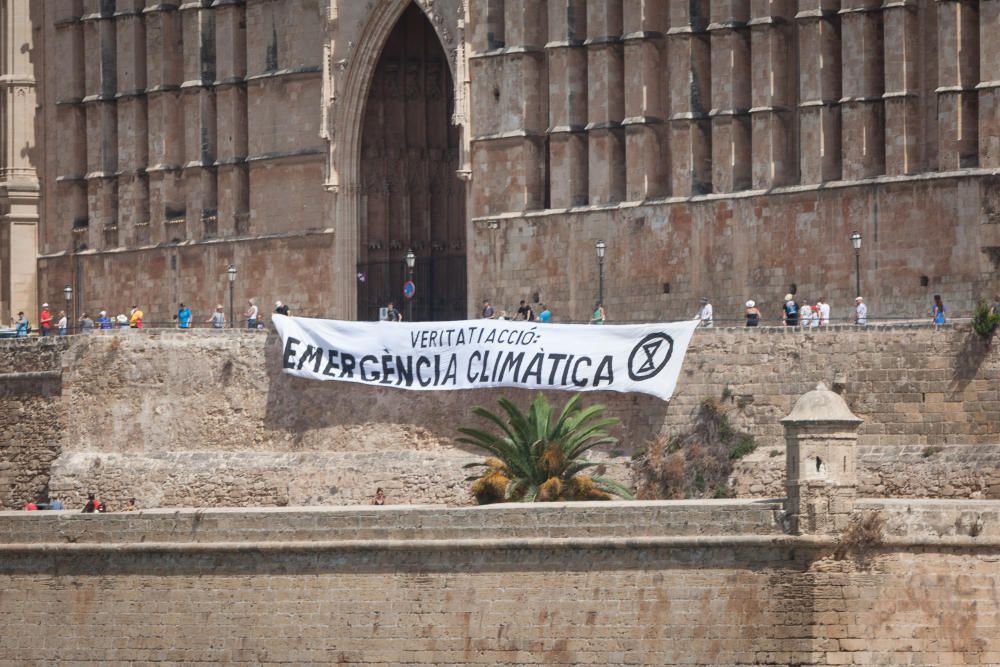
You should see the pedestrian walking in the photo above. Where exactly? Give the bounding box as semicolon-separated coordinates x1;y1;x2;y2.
206;304;226;328
782;294;799;326
129;305;143;329
245;299;258;329
817;297;830;326
177;303;192;329
744;300;761;327
56;310;67;336
383;301;402;322
855;296;867;325
14;311;29;336
695;297;713;327
39;303;52;336
931;294;946;325
79;312;94;334
96;310;112;329
590;301;606;325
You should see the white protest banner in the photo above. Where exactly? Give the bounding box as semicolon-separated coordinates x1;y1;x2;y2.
272;315;699;400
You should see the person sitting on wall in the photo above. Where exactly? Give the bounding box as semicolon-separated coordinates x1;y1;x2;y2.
82;493;101;513
371;488;386;506
123;498;137;512
274;300;290;316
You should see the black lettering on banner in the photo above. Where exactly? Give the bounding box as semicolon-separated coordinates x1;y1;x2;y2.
380;355;394;384
282;337;300;368
522;353;544;384
322;349;340;377
443;355;458;384
594;355;614;386
627;333;674;381
547;353;568;385
496;352;524;382
456;329;467;345
416;356;432;386
360;355;379;381
298;344;323;373
484;329;497;344
467;351;481;383
396;356;413;386
478;351;491;382
340;354;356;378
572;356;591;387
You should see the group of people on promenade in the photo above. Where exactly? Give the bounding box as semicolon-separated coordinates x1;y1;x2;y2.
10;300;293;336
20;493;137;513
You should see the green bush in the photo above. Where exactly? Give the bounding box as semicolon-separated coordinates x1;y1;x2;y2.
972;301;1000;338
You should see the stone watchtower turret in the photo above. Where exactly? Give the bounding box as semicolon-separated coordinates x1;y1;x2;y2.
781;382;863;535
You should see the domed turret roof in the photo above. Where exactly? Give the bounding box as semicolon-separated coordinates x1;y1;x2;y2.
781;382;862;424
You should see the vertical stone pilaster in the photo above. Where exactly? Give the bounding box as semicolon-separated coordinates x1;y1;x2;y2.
82;2;119;250
0;0;40;319
585;1;625;204
623;0;668;200
546;0;588;208
468;1;547;215
708;0;751;193
180;2;218;240
796;1;841;184
782;383;863;536
749;0;797;188
215;0;249;236
882;1;921;175
115;1;149;246
668;0;712;195
937;0;980;170
144;1;183;243
839;1;885;180
979;0;1000;167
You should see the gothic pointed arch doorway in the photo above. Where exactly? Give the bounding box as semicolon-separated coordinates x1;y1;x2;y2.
356;3;466;322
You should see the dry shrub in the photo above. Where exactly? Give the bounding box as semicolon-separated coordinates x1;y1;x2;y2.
632;397;756;500
835;511;886;563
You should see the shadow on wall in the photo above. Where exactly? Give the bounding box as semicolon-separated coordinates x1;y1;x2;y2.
260;335;671;451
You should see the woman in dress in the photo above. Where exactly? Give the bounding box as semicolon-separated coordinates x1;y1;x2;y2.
744;300;761;327
931;294;946;325
590;301;606;325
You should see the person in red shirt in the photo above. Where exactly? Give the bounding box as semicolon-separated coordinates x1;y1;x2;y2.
23;502;38;511
39;303;52;336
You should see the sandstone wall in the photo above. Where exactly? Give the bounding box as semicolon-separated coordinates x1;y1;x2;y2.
0;502;998;666
1;323;997;509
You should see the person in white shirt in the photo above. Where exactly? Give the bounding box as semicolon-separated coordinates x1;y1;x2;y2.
855;296;867;325
799;302;813;327
808;303;820;328
56;311;68;336
818;297;831;326
245;299;259;329
695;297;713;327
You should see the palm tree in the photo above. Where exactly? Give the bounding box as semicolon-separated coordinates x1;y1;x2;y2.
458;393;634;503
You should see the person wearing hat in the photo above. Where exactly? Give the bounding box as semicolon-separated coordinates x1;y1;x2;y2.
96;310;112;330
206;304;226;329
274;300;290;316
694;297;713;327
855;296;867;326
782;293;799;327
744;300;761;327
39;303;52;336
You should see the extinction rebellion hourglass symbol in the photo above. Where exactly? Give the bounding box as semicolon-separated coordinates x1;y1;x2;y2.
627;333;674;382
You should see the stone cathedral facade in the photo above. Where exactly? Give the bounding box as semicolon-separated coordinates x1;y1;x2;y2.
15;0;1000;324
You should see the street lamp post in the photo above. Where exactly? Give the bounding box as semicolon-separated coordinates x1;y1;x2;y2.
227;264;237;328
405;248;416;322
63;285;73;334
850;231;862;298
595;240;606;305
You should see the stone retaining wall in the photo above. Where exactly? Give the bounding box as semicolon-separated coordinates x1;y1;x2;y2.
0;502;997;666
0;324;996;508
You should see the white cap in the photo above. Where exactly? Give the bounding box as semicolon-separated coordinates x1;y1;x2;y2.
42;303;48;308
745;300;755;308
856;296;864;302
